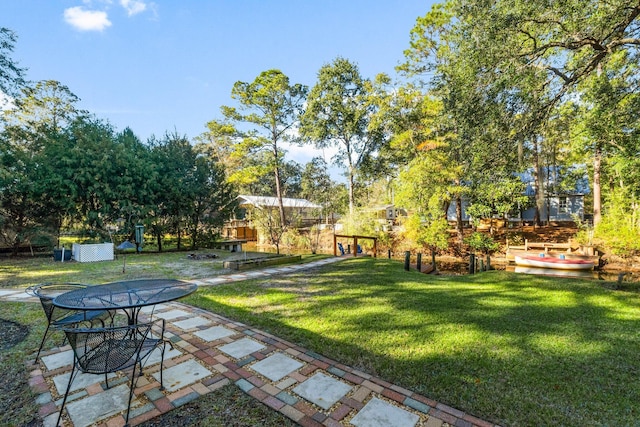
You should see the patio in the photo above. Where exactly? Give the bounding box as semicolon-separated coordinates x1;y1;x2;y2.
21;300;494;427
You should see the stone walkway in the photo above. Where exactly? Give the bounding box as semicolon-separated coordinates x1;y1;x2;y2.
0;257;499;427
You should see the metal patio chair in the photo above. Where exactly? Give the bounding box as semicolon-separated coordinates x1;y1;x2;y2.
26;283;111;362
56;319;168;427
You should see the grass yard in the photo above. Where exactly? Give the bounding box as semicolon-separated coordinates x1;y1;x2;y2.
185;257;640;427
0;301;50;426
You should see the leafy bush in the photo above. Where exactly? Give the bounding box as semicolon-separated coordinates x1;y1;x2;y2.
594;219;640;256
464;232;500;254
593;190;640;257
506;232;524;246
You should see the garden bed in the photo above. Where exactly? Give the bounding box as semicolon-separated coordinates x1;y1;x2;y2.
223;254;301;271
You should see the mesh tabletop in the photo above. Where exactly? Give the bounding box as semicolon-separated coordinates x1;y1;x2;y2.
53;279;197;311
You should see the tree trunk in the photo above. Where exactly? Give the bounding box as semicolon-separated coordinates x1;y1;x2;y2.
532;138;544;227
593;143;602;226
156;231;163;252
348;165;355;216
517;139;524;168
455;195;464;243
190;226;197;250
272;139;287;226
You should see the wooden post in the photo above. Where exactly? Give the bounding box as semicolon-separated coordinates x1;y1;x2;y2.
354;236;358;257
374;238;377;258
417;253;422;271
469;253;475;274
404;251;410;271
333;234;337;257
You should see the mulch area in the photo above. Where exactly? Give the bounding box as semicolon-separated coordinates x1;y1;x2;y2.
0;318;29;351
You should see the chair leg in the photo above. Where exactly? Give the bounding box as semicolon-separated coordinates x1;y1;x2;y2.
35;323;52;362
56;363;77;427
159;342;166;390
125;359;139;427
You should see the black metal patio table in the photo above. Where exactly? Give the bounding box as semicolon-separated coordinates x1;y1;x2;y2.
52;279;198;325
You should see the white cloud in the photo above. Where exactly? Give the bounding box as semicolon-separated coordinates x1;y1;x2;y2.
120;0;147;16
64;6;112;31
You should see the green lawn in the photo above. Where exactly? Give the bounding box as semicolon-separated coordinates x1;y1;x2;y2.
185;257;640;427
0;301;49;426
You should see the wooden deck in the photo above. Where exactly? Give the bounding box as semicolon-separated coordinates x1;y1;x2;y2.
506;239;600;264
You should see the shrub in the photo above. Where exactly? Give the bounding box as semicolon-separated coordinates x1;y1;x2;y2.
464;232;500;255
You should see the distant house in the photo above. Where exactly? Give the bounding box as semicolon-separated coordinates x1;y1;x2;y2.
371;205;408;229
223;195;322;241
446;169;589;223
445;193;585;223
520;168;589;222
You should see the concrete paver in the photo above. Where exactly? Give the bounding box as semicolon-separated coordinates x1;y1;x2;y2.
218;337;266;359
193;325;236;341
3;256;499;427
65;383;130;427
293;372;353;410
251;352;304;382
172;316;211;330
52;370;117;395
152;309;190;320
146;346;182;366
41;349;74;371
152;359;214;392
350;397;419;427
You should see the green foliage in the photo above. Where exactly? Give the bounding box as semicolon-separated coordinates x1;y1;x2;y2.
593;189;640;256
506;232;524;246
402;213;450;255
0;27;26;98
571;213;594;246
148;133;237;251
300;57;387;215
300;157;346;217
281;228;301;255
0;95;235;252
340;209;391;249
399;0;640;235
213;69;308;225
464;232;500;255
249;205;286;254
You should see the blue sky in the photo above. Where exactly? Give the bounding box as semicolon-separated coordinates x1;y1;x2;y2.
2;0;434;167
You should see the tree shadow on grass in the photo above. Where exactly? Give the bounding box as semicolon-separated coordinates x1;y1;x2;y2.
188;257;640;426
